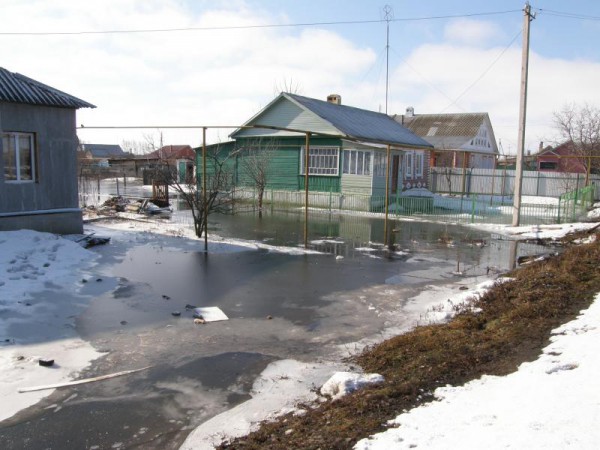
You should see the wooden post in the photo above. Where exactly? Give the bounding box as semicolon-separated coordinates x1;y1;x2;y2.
384;144;391;247
490;159;497;205
460;151;468;197
202;127;208;252
512;2;534;226
586;155;592;186
304;132;311;249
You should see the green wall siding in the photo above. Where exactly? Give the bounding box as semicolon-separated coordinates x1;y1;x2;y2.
197;137;345;193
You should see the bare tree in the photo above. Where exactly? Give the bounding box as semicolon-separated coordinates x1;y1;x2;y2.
237;138;276;215
553;103;600;181
122;132;163;155
273;77;302;96
155;144;237;239
434;150;456;195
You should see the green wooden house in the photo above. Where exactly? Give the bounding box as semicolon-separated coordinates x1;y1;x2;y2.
197;93;433;210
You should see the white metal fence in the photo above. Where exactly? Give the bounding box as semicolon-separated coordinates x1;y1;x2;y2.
430;167;600;199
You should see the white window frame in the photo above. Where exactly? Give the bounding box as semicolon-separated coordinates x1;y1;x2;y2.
415;151;424;177
405;152;413;179
2;132;36;182
300;146;339;176
342;149;372;176
373;152;387;177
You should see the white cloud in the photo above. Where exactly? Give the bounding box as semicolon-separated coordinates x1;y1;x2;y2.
443;18;505;47
2;2;600;154
2;0;377;145
386;39;600;154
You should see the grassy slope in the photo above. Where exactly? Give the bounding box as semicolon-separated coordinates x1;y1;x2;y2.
219;232;600;450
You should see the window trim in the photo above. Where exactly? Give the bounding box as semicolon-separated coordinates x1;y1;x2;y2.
405;152;413;179
373;152;387;177
300;146;340;176
415;151;424;177
2;132;36;183
342;149;372;176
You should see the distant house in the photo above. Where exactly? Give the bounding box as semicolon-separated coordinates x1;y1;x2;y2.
394;108;499;170
79;143;127;168
200;92;432;200
537;141;589;174
143;145;195;184
0;67;95;234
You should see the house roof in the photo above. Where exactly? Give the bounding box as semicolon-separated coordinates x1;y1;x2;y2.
0;67;95;109
395;112;497;153
81;144;126;158
538;141;576;157
233;93;432;149
145;145;195;160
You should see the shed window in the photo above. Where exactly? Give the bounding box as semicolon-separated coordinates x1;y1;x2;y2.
2;132;36;182
343;150;371;176
300;146;339;176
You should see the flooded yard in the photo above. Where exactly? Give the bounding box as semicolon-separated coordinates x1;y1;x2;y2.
0;206;546;449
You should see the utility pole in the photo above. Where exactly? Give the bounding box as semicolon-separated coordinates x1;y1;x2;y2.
383;5;393;115
512;2;535;226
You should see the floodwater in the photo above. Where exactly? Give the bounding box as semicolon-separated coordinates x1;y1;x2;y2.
0;210;546;449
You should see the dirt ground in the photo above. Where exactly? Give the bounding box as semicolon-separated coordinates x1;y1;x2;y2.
218;229;600;449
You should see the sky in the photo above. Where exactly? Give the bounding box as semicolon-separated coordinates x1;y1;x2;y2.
2;0;600;154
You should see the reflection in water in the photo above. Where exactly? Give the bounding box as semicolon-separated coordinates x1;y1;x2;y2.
205;208;544;273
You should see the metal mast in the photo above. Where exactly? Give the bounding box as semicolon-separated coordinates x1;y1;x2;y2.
383;5;393;115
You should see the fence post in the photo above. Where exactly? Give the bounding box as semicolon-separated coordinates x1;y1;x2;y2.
557;196;561;224
471;194;476;223
271;189;274;213
573;188;579;222
329;185;332;211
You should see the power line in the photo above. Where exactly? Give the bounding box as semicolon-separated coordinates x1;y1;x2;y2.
389;47;466;112
536;9;600;21
440;29;522;113
0;10;520;36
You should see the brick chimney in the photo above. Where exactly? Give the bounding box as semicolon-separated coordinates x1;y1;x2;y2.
326;94;342;105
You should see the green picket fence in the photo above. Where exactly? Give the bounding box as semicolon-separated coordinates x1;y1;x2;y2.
231;187;594;226
557;185;596;223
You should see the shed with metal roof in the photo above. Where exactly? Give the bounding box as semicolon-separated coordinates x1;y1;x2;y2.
1;67;95;234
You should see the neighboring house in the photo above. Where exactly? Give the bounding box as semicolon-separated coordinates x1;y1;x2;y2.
536;141;589;173
497;154;537;171
79;143;127;167
202;92;432;200
0;67;95;234
78;143;144;176
394;108;499;170
143;145;195;184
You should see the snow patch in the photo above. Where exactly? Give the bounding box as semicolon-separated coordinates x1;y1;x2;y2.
354;293;600;450
320;372;384;400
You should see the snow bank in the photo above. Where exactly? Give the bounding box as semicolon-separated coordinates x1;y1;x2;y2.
320;372;384;400
0;230;102;421
180;359;345;450
355;293;600;450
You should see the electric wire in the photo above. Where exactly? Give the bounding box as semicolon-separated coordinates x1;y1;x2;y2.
440;30;522;113
0;10;521;36
536;9;600;21
389;47;467;113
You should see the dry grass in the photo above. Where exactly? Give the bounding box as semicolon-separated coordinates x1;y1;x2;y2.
218;231;600;450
